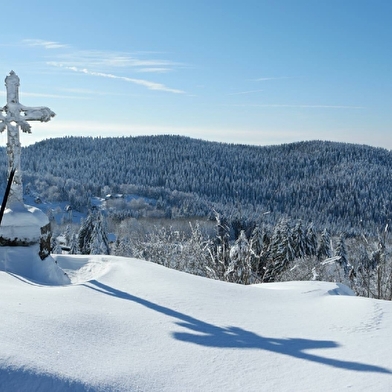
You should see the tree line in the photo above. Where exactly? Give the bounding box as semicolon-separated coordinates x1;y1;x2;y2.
67;209;390;300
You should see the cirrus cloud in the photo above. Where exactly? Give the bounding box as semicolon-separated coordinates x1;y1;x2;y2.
49;62;185;94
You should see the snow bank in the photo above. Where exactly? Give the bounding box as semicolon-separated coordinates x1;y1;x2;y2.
0;245;70;285
253;280;356;296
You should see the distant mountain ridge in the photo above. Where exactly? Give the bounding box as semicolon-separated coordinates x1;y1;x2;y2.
12;135;392;234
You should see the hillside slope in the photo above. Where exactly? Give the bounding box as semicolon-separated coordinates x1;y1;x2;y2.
16;136;392;234
0;253;391;391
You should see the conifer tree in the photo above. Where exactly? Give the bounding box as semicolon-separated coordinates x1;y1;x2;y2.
335;234;348;268
305;223;318;257
78;207;110;255
51;237;63;254
316;228;332;261
64;224;71;247
226;230;252;284
90;219;110;255
181;223;210;277
293;220;306;259
264;219;295;282
68;233;79;255
206;212;231;280
334;233;354;279
248;226;264;276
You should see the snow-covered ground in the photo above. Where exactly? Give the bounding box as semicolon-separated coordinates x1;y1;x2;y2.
0;250;391;391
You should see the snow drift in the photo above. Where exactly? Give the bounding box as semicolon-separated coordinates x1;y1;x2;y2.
0;252;391;391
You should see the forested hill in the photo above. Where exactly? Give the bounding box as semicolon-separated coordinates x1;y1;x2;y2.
14;135;392;234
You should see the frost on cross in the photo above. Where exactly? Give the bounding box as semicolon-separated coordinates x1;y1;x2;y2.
0;70;55;207
0;71;62;272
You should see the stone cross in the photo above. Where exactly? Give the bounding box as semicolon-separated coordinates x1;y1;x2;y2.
0;71;55;207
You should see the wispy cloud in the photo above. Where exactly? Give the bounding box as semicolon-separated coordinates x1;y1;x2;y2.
137;68;172;73
231;104;365;109
254;77;289;82
23;39;69;49
22;39;183;73
60;88;120;99
22;39;186;94
60;87;143;97
0;91;88;100
23;92;90;100
229;89;264;95
49;63;185;94
51;49;182;73
60;87;99;95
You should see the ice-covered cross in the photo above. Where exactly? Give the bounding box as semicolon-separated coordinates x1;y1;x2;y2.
0;71;55;207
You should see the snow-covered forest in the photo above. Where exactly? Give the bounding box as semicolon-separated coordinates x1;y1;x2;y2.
3;135;391;300
12;135;392;235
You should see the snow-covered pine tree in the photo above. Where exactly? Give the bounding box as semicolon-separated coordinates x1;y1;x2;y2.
68;233;79;255
334;233;354;280
206;212;231;280
248;225;264;278
316;228;332;261
335;234;348;267
226;230;252;284
112;238;121;256
90;216;110;255
78;216;92;255
64;224;71;247
305;223;318;257
292;220;306;259
78;207;110;255
263;219;295;282
370;226;391;300
180;222;210;277
51;237;63;254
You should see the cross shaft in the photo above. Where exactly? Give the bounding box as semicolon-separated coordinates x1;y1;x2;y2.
0;71;55;207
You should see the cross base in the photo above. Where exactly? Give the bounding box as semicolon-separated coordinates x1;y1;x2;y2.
0;204;51;259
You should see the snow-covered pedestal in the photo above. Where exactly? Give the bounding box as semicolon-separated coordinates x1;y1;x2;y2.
0;204;49;249
0;205;70;285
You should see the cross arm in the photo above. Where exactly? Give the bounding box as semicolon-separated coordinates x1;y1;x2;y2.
20;105;56;122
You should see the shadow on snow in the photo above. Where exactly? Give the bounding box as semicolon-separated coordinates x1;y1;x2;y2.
85;280;391;375
0;367;93;392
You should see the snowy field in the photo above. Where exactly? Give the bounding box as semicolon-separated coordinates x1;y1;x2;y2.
0;250;391;391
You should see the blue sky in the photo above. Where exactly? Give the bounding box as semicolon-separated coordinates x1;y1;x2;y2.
0;0;391;148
